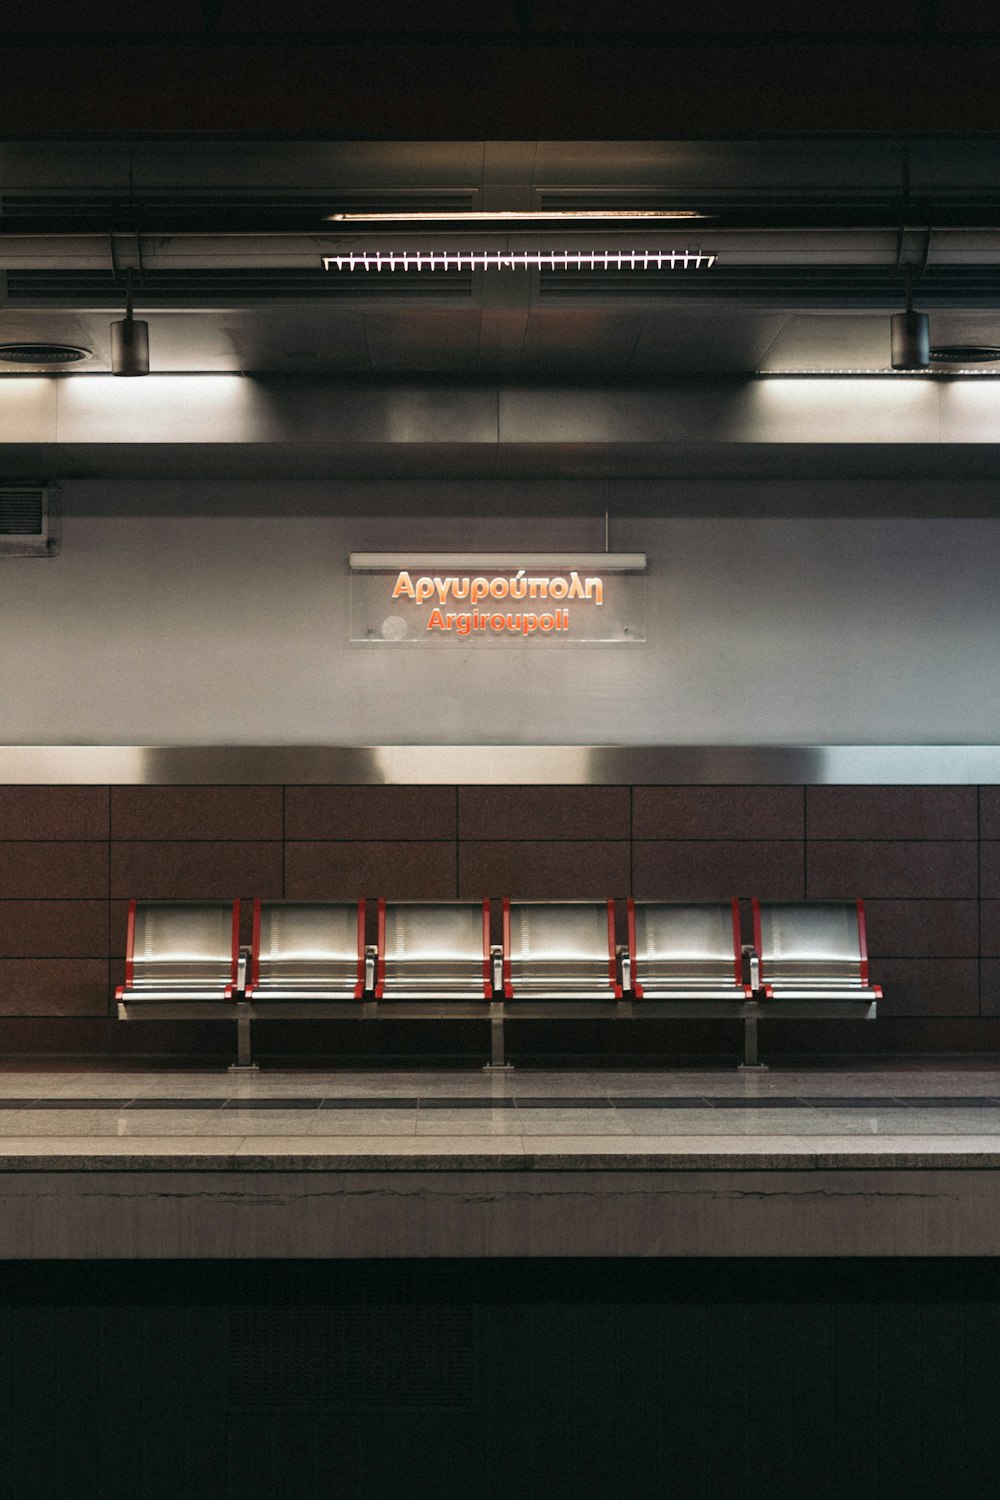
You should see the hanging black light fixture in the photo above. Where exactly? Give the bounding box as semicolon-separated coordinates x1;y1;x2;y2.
110;266;149;377
890;154;930;371
891;260;930;370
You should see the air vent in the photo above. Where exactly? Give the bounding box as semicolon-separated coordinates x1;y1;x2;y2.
537;191;701;211
0;343;90;367
539;264;1000;305
3;267;473;306
0;190;476;233
930;345;1000;363
0;486;54;556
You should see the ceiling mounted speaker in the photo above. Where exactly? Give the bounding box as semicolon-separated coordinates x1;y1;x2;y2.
891;310;930;370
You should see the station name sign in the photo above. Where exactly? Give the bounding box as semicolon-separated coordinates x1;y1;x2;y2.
391;566;604;637
349;552;646;646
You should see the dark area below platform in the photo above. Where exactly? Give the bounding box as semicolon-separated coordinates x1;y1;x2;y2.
2;1257;998;1500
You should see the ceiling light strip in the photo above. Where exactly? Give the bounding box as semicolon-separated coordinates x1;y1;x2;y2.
326;211;709;222
323;249;717;273
758;369;1000;377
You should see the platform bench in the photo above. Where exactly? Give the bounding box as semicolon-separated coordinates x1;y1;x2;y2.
116;895;879;1070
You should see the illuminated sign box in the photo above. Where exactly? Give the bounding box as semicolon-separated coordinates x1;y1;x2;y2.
349;552;646;646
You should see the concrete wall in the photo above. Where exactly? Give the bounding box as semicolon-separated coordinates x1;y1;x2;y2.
2;477;999;746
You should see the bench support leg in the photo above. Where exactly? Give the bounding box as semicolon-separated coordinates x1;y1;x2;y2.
738;1015;768;1071
484;1005;512;1071
229;1010;258;1073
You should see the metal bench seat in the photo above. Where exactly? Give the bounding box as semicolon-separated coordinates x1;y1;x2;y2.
247;899;369;1001
116;900;240;1006
753;899;881;1007
502;899;619;1000
376;900;494;1000
628;898;751;1001
116;894;881;1071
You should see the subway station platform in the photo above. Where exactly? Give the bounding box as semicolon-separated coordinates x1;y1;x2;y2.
4;1062;1000;1259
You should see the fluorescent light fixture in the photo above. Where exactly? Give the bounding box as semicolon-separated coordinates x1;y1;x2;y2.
326;210;709;222
324;249;716;272
758;369;1000;377
350;552;646;572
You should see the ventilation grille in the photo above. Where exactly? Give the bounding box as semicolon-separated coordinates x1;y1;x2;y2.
539;264;1000;303
7;262;1000;308
537;190;706;210
0;486;52;556
0;190;477;231
3;267;474;306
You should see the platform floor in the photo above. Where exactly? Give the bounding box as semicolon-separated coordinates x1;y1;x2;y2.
6;1061;1000;1256
1;1060;1000;1167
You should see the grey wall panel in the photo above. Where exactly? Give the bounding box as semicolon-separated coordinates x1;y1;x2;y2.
13;375;1000;457
498;379;943;446
48;378;500;448
0;379;59;444
54;376;268;445
940;381;1000;443
2;482;1000;746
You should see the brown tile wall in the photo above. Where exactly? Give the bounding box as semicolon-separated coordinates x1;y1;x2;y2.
0;781;993;1044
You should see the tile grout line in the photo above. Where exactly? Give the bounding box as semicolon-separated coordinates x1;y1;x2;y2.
629;782;634;895
107;783;113;1016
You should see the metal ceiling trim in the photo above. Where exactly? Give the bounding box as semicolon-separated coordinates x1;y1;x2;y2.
0;745;996;784
348;552;646;572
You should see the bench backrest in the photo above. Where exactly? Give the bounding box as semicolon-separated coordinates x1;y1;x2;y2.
252;900;366;997
503;899;618;998
629;898;741;995
377;900;491;999
753;899;870;989
126;900;239;993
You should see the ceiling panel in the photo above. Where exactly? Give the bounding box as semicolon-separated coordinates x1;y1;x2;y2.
222;310;371;373
2;139;1000;381
0;310;99;354
214;0;520;31
760;311;1000;372
530;139;903;193
628;311;788;373
517;310;645;373
361;309;483;371
759;315;889;373
530;0;922;29
0;0;204;31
